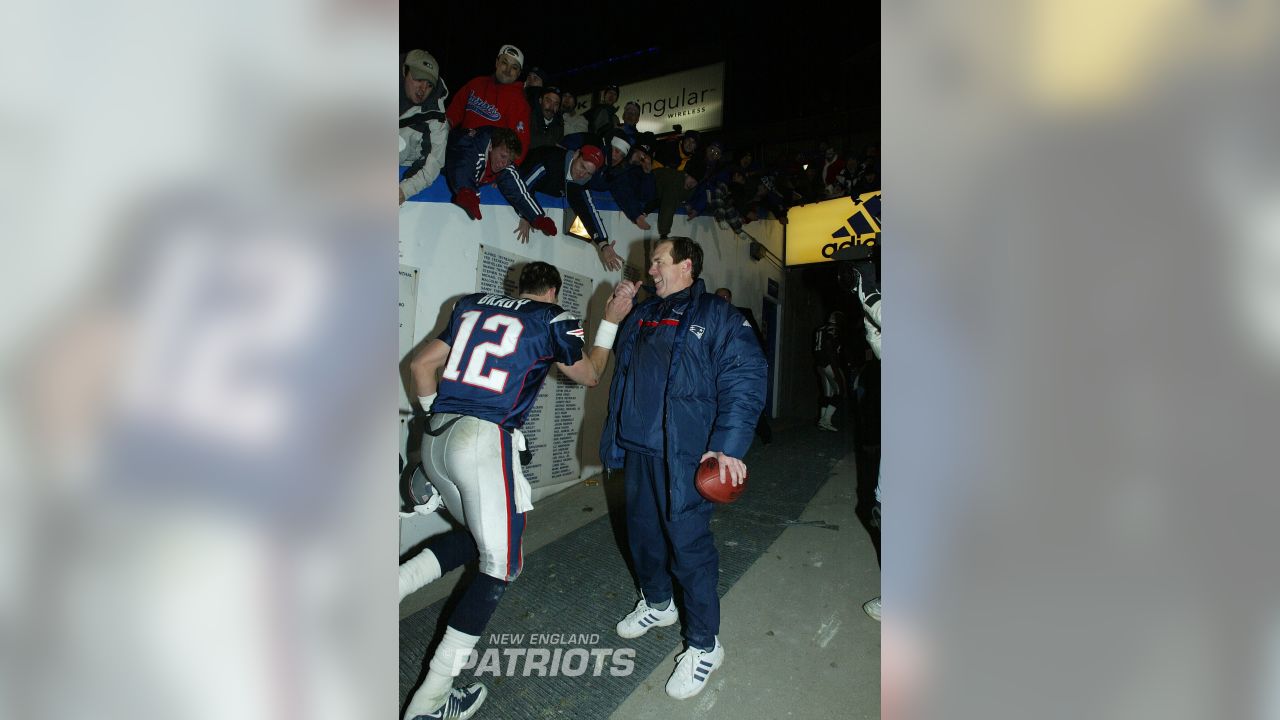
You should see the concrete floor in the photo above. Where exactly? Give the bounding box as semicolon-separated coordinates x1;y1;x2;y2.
610;450;880;719
400;429;880;718
399;476;616;619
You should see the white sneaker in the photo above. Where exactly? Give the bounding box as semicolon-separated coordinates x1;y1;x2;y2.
665;638;725;699
817;420;838;432
616;597;679;639
863;596;882;622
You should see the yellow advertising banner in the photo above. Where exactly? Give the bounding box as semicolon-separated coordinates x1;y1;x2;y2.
785;191;881;266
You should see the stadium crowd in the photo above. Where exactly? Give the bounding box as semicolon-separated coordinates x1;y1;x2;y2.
400;45;879;270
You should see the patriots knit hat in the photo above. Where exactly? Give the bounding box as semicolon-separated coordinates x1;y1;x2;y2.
498;44;524;68
579;145;605;168
404;50;439;84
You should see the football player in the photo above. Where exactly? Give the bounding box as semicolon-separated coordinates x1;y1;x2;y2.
399;261;633;720
814;311;844;431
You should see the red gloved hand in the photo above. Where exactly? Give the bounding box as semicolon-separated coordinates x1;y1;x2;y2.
531;215;557;236
454;188;482;220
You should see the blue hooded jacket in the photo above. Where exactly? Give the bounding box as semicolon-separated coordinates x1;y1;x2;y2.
445;126;543;219
600;278;767;520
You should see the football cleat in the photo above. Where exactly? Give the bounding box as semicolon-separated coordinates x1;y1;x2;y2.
412;683;487;720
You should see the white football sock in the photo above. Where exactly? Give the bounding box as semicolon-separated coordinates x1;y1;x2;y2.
403;626;481;719
399;549;442;602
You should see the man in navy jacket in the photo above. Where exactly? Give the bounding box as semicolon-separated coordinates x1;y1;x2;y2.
519;144;622;270
597;237;766;700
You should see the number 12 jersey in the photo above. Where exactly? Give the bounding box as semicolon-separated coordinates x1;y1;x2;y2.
433;293;586;430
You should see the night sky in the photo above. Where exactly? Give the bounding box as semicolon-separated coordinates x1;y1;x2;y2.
402;4;880;162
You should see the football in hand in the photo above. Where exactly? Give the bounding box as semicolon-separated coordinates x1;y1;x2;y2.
695;456;747;504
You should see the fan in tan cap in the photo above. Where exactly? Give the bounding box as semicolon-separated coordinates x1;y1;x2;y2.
404;49;439;92
400;50;449;205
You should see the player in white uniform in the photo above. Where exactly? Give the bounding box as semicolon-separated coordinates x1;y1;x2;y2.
399;262;634;720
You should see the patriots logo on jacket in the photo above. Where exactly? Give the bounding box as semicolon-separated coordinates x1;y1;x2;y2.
566;327;585;339
689;325;705;339
465;91;501;121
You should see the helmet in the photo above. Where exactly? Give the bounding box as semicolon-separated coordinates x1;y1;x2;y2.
401;460;434;509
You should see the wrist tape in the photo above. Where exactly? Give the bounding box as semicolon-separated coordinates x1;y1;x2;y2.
594;320;618;350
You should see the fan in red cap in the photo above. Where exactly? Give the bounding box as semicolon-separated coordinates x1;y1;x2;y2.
512;142;610;253
578;144;605;170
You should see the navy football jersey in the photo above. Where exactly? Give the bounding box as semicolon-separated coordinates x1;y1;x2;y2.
433;293;585;430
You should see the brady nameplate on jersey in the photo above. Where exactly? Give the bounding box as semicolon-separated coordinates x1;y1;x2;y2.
475;294;532;311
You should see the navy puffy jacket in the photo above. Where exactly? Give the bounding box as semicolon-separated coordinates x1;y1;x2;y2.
600;279;767;520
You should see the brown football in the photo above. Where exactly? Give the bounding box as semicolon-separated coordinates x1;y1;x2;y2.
695;456;747;504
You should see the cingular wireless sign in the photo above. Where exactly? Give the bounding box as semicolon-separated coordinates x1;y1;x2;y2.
621;62;726;135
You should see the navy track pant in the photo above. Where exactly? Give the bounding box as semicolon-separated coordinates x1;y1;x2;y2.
624;451;719;650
